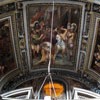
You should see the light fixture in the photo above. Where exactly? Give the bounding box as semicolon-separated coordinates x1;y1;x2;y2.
44;96;51;100
43;82;64;97
34;1;57;100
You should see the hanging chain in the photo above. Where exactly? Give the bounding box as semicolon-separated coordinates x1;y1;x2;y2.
48;0;55;73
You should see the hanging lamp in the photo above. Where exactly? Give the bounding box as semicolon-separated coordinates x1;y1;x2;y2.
34;1;57;100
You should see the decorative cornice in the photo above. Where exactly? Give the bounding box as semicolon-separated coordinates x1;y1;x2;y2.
1;70;100;94
0;3;16;14
93;3;100;13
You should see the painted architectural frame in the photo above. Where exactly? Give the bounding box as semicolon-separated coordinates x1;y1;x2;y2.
23;1;85;71
0;14;19;79
90;18;100;75
85;12;100;81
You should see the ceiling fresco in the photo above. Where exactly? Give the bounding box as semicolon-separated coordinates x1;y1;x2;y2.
0;0;100;94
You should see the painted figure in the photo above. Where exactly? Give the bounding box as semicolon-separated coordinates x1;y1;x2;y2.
31;21;45;58
67;23;77;60
56;27;67;59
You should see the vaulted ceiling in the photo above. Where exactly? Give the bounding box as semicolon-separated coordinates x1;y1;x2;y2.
0;0;100;95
